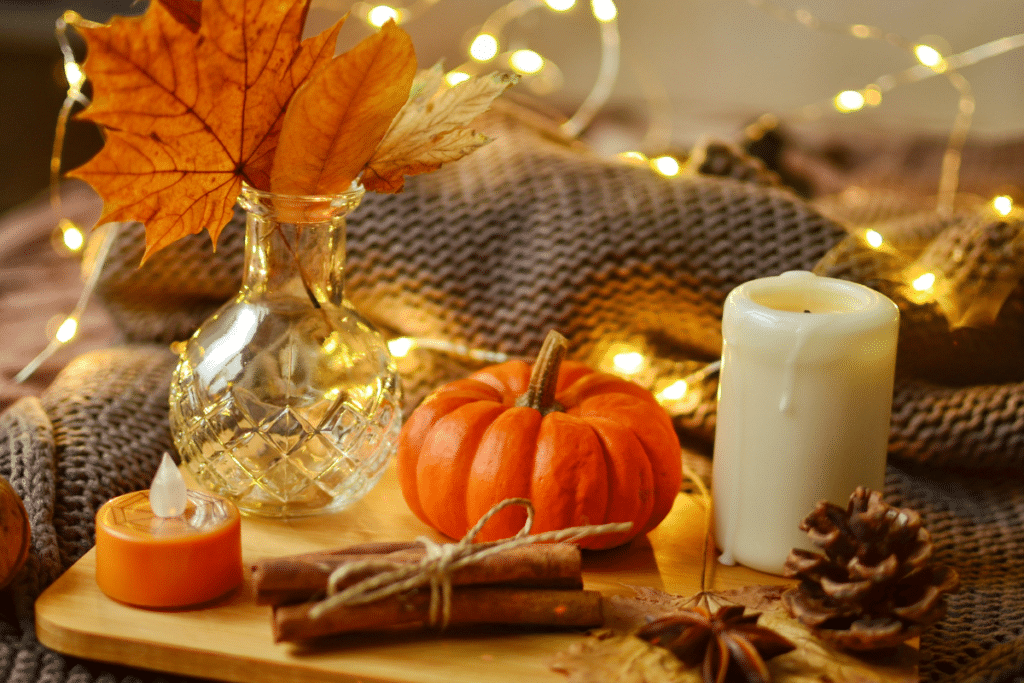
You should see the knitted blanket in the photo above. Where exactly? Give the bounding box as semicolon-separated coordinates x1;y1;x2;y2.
2;112;1024;682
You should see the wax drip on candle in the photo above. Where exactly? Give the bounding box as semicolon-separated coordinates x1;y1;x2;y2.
779;320;823;413
150;452;188;518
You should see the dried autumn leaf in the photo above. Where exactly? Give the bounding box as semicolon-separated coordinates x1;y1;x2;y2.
558;586;917;683
361;69;519;193
551;630;691;683
270;20;416;196
70;0;343;260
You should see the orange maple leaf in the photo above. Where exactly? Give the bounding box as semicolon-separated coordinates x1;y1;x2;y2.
69;0;343;260
271;20;417;196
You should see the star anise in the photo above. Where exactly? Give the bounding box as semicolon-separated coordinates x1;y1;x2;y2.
636;604;796;683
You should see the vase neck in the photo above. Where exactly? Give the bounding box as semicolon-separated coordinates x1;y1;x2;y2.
237;184;363;308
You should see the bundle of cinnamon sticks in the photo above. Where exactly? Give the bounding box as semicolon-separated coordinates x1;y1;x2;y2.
253;540;605;642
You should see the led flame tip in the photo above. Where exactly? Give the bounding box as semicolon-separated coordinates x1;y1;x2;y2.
150;452;188;518
865;229;884;249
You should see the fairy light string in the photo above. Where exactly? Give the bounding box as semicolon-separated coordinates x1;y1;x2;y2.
15;11;109;384
737;0;984;216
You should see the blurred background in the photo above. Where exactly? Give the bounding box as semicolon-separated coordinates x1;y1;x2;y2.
1;0;1022;215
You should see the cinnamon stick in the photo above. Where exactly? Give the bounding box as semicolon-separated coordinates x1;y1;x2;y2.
273;587;604;642
260;539;422;563
253;542;584;606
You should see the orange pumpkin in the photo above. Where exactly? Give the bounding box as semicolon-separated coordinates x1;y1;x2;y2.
397;330;682;549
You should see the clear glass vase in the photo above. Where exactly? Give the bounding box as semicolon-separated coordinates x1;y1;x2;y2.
169;183;401;517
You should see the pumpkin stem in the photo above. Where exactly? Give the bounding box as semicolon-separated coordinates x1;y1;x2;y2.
517;330;569;415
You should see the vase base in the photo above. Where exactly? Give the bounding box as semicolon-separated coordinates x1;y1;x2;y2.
224;463;392;518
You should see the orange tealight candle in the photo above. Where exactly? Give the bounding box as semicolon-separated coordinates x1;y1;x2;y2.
95;453;242;608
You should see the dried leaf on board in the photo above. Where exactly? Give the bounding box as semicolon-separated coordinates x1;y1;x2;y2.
553;585;917;683
551;630;691;683
270;20;417;196
70;0;343;259
361;68;519;193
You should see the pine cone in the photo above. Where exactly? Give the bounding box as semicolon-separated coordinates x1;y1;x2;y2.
781;487;960;650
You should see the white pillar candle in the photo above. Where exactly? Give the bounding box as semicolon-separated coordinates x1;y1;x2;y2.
712;270;899;575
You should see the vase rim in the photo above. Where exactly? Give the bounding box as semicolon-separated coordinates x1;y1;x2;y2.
239;181;365;220
239;181;365;203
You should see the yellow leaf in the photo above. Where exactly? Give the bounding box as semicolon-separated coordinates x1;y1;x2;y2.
270;21;417;196
361;70;518;193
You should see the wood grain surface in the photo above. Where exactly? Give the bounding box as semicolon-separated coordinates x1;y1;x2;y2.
35;464;788;683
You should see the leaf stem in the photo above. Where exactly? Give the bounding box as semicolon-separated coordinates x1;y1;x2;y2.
274;223;321;309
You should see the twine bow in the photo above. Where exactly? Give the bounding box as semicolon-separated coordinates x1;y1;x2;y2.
307;498;631;627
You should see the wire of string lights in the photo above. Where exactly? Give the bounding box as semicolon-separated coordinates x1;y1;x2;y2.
433;0;620;139
744;0;978;211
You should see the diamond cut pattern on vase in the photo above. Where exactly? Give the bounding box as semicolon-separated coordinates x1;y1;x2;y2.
172;354;401;514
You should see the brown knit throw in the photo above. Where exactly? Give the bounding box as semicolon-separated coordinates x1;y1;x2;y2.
2;113;1024;682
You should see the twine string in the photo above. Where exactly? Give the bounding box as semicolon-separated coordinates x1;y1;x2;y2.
308;498;631;627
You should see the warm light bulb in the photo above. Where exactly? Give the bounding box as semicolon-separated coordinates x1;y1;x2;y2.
612;351;644;375
545;0;576;10
388;337;415;358
652;155;680;177
834;90;865;113
850;24;872;39
912;272;936;292
993;195;1013;216
64;61;85;90
367;5;398;27
62;224;85;251
590;0;617;22
470;34;499;62
865;229;883;249
657;380;689;402
863;85;882;107
618;151;647;163
445;71;471;86
914;44;943;68
55;317;78;343
509;49;544;75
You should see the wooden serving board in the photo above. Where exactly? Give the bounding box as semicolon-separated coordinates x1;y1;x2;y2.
35;464;788;683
